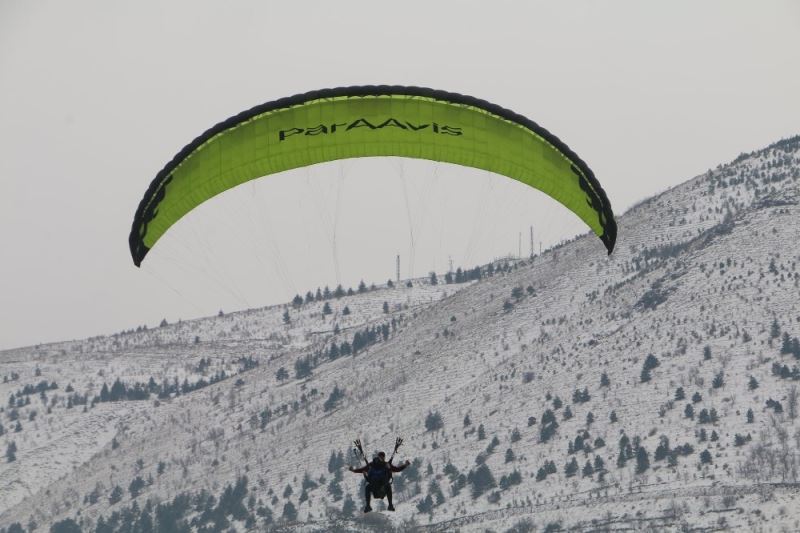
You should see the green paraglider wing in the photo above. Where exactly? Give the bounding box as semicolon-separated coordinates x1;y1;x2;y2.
130;86;616;266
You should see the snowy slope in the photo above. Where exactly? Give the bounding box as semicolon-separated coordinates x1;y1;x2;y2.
1;136;800;532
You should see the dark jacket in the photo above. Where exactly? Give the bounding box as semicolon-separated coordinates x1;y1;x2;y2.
351;458;409;475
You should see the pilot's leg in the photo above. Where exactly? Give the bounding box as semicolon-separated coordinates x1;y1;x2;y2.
386;484;395;511
364;484;372;512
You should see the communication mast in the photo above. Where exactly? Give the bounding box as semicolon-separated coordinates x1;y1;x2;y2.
530;226;534;258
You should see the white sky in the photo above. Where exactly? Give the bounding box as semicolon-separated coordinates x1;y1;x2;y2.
1;0;798;350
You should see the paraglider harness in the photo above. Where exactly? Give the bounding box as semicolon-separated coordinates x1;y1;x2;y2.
353;437;403;499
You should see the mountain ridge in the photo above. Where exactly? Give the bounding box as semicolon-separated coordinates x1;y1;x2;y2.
2;135;799;532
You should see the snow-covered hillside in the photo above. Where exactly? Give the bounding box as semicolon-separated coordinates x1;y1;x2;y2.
2;136;800;532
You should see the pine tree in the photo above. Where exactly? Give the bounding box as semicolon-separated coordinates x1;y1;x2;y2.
536;466;548;481
425;411;444;432
328;343;340;359
129;476;145;498
50;519;82;533
417;493;434;513
582;460;594;477
539;410;558;442
654;436;670;461
498;470;521;490
616;447;627;468
323;386;344;412
5;441;17;462
771;317;781;339
294;357;312;379
468;464;496;498
340;341;351;356
640;354;659;383
644;354;660;370
327;451;338;473
109;485;123;505
635;446;650;474
675;387;685;401
342;494;355;517
282;310;291;324
781;332;793;354
594;455;605;472
487;435;501;454
748;376;759;390
282;501;297;521
700;449;712;465
564;457;578;477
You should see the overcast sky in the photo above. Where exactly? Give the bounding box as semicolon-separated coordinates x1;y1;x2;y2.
1;1;798;350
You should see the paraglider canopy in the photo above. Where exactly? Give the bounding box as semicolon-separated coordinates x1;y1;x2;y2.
130;86;616;266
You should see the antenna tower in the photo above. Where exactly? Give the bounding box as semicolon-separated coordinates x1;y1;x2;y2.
530;226;534;257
